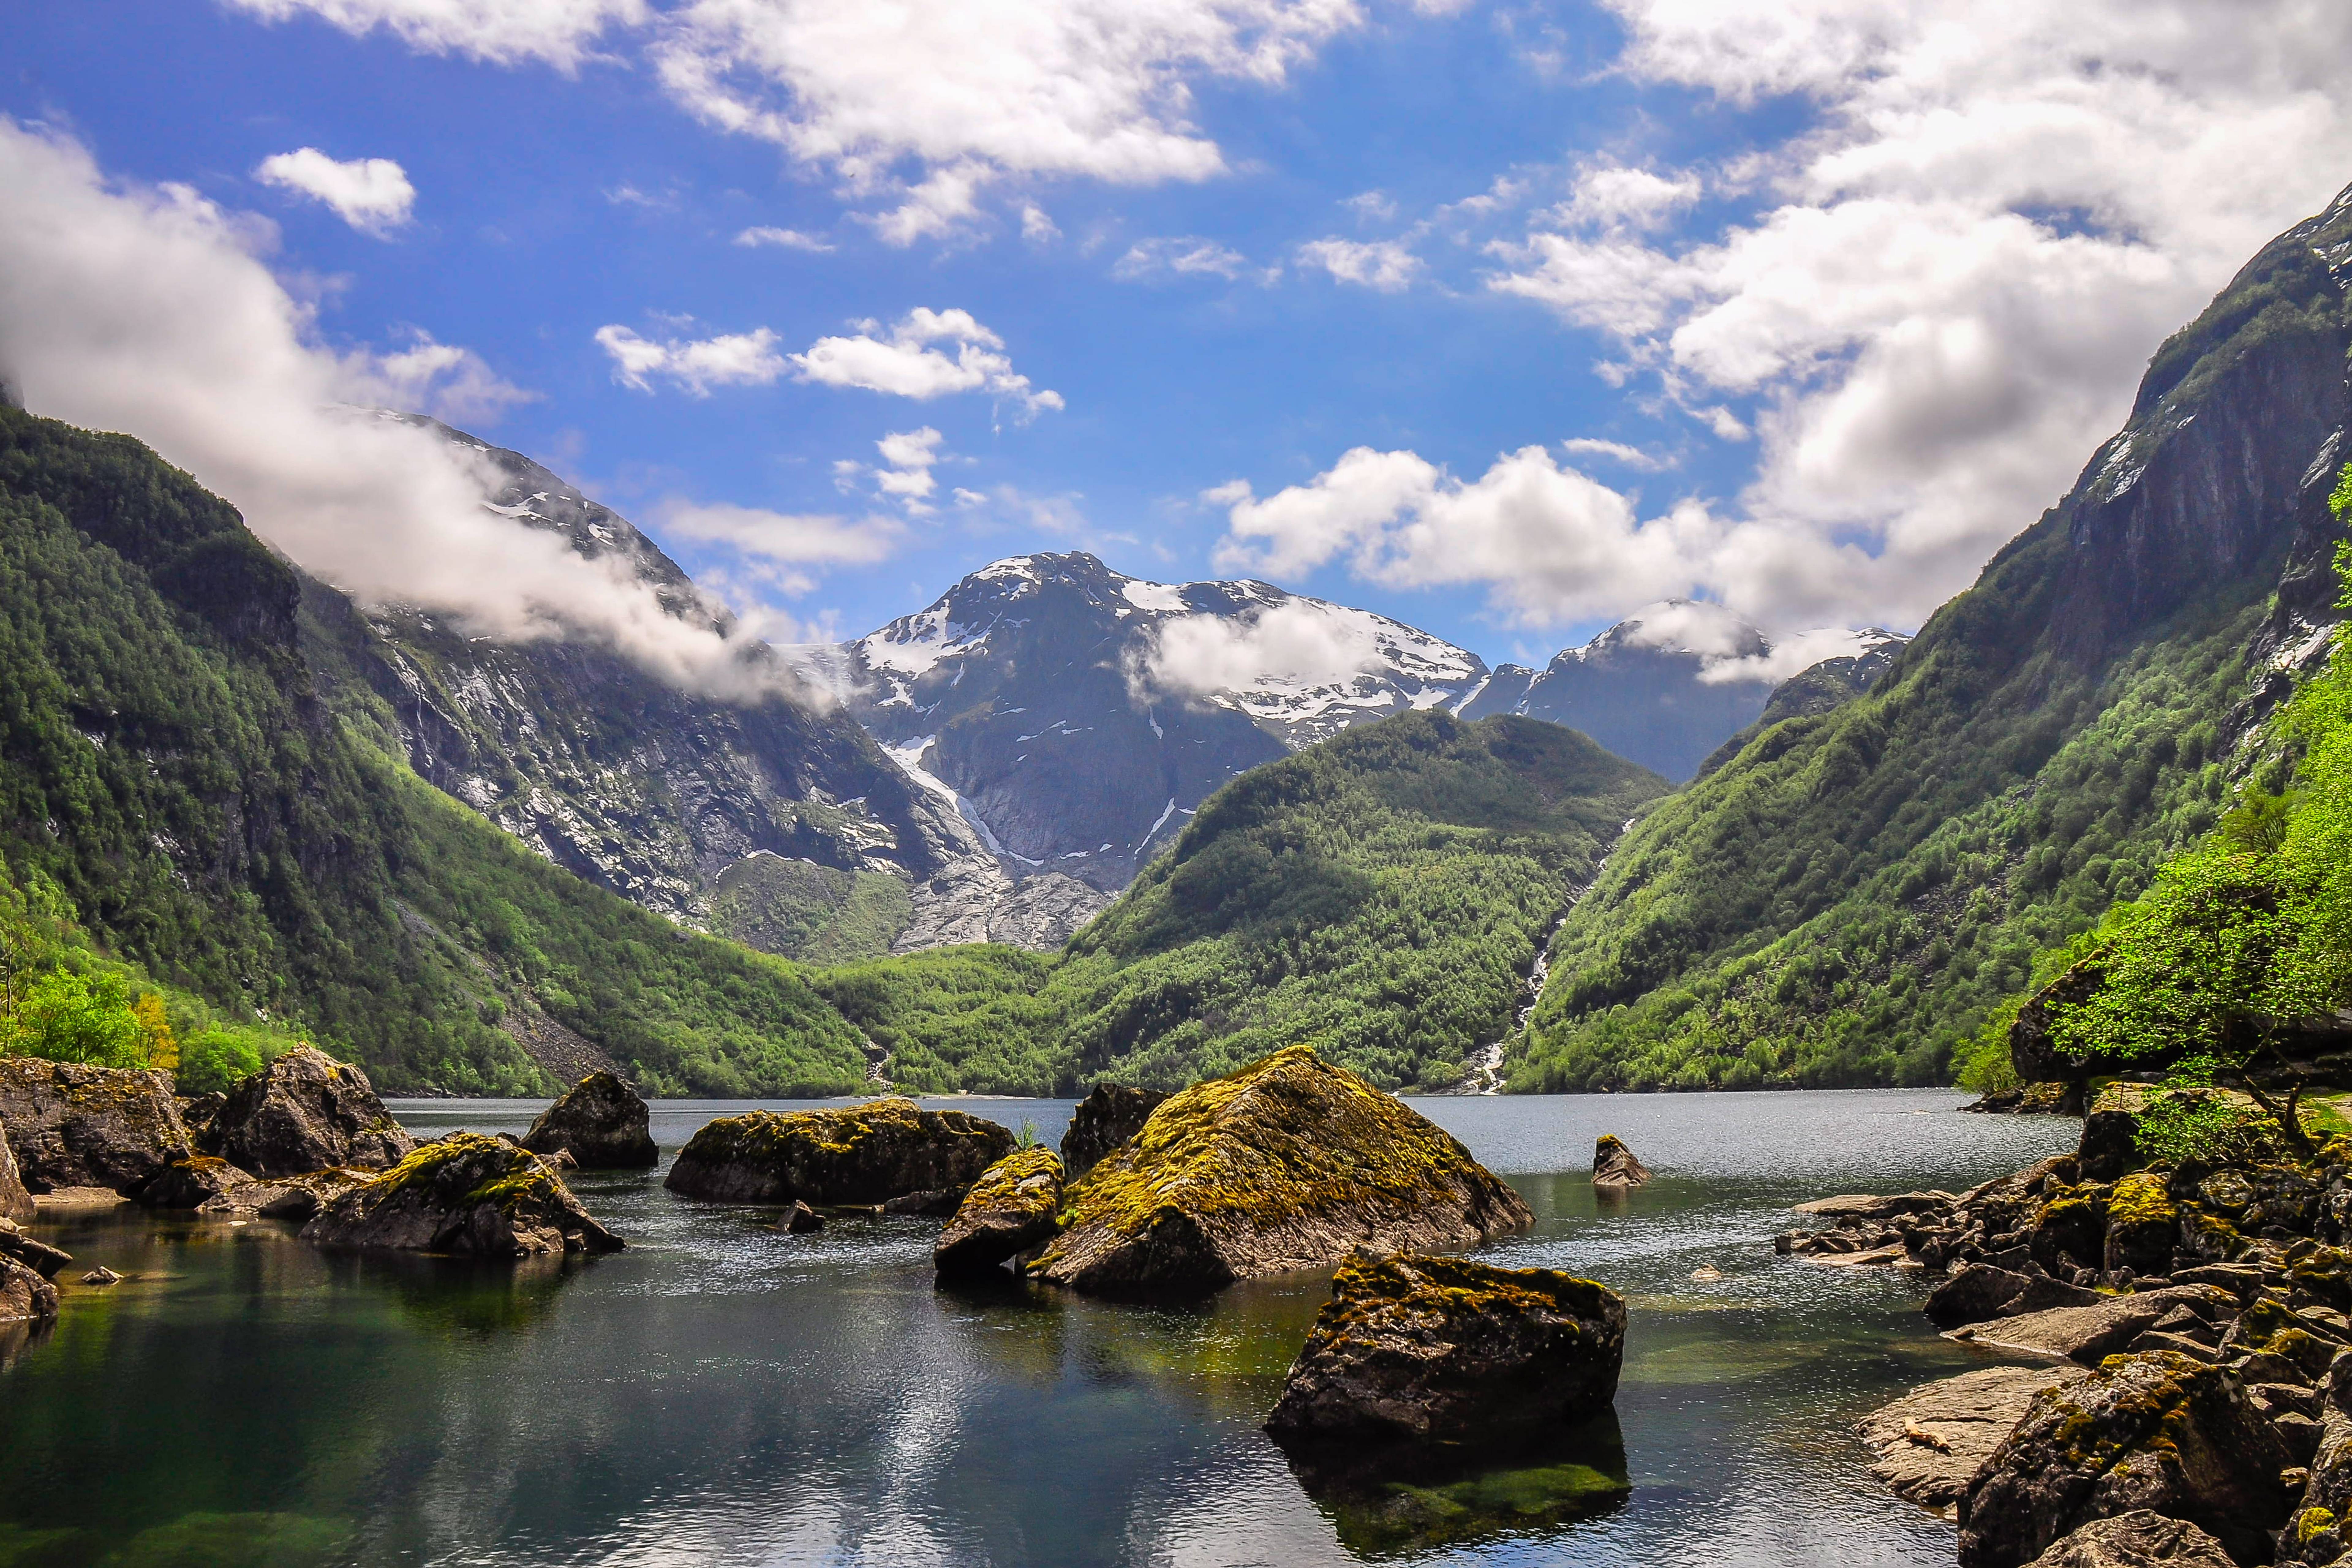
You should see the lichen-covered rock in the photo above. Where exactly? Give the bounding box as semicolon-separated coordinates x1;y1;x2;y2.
0;1219;69;1279
1265;1252;1624;1443
1862;1365;2093;1510
2103;1172;2179;1276
1591;1135;1651;1189
0;1121;29;1224
139;1156;259;1210
0;1058;194;1194
520;1072;658;1169
2283;1351;2352;1563
1030;1047;1532;1297
1060;1084;1167;1178
302;1132;622;1256
0;1255;57;1324
2020;1511;2238;1568
935;1148;1063;1276
1957;1351;2291;1568
213;1046;414;1178
664;1097;1014;1205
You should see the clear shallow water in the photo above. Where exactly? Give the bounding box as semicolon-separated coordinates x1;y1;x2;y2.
0;1091;2077;1568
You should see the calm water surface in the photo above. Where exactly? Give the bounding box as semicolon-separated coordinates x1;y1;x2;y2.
0;1092;2076;1567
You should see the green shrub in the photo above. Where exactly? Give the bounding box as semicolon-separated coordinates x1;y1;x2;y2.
10;965;145;1068
175;1027;266;1095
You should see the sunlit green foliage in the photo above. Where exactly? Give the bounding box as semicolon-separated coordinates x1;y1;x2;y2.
817;713;1667;1093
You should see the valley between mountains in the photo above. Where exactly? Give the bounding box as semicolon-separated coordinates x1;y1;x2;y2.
8;183;2352;1099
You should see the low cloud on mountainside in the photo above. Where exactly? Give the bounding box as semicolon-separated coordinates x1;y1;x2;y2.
0;118;823;703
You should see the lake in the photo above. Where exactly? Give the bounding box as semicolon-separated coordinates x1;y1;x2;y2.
0;1091;2076;1567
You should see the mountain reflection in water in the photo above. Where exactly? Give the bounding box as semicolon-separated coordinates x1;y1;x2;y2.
0;1091;2075;1567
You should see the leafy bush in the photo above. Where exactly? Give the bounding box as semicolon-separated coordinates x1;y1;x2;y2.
10;964;144;1067
175;1027;266;1095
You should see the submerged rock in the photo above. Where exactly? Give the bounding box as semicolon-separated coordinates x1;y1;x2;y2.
1860;1364;2090;1509
1030;1047;1532;1298
0;1121;30;1224
935;1148;1063;1276
0;1256;58;1324
0;1058;194;1195
1957;1351;2290;1568
2020;1511;2237;1568
79;1266;120;1286
781;1201;823;1234
520;1072;658;1169
882;1188;965;1216
1591;1135;1651;1189
1060;1084;1168;1178
213;1046;414;1178
302;1132;623;1257
1265;1251;1624;1443
664;1097;1014;1205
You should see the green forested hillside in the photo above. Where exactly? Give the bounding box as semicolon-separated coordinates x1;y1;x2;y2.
815;712;1666;1093
0;407;869;1095
1513;189;2352;1093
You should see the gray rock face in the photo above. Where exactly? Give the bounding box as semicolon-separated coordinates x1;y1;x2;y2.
1059;1084;1167;1178
1264;1252;1625;1443
0;1121;29;1223
1949;1285;2235;1364
1860;1364;2091;1509
1925;1262;2103;1327
935;1148;1063;1276
213;1046;414;1178
664;1098;1015;1206
2020;1512;2238;1568
1957;1351;2290;1568
522;1072;658;1169
0;1058;194;1194
303;1132;621;1256
0;1255;57;1324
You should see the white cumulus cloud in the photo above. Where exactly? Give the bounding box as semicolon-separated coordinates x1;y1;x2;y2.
734;224;833;251
254;147;417;235
1133;599;1382;701
0;117;802;703
789;308;1062;418
1297;236;1421;291
1113;235;1251;281
220;0;648;69
594;323;788;394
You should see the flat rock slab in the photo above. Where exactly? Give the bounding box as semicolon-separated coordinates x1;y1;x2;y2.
33;1187;128;1208
1946;1286;2233;1364
1860;1364;2091;1509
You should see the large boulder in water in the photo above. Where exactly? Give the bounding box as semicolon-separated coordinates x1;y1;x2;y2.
0;1058;193;1194
935;1147;1064;1275
1957;1351;2290;1568
1029;1046;1532;1298
0;1122;29;1224
521;1072;657;1169
302;1133;622;1256
1265;1251;1624;1443
1060;1084;1167;1177
213;1046;414;1178
664;1097;1013;1205
1591;1135;1650;1189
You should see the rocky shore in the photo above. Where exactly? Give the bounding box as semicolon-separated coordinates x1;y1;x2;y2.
1789;1082;2352;1566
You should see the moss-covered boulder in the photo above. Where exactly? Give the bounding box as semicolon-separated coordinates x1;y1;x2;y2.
1591;1135;1650;1189
1266;1252;1623;1444
521;1072;658;1169
1031;1047;1531;1297
0;1121;29;1224
1957;1351;2290;1568
1060;1084;1167;1178
0;1058;194;1195
935;1148;1064;1276
664;1097;1013;1205
302;1132;622;1256
2102;1171;2178;1275
213;1046;413;1178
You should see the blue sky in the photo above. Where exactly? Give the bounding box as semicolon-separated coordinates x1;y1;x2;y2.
8;1;2352;675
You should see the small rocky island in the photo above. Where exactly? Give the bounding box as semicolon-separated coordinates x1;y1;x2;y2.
1785;1079;2352;1567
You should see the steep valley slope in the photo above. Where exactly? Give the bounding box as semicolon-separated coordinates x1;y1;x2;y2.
1513;181;2352;1093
